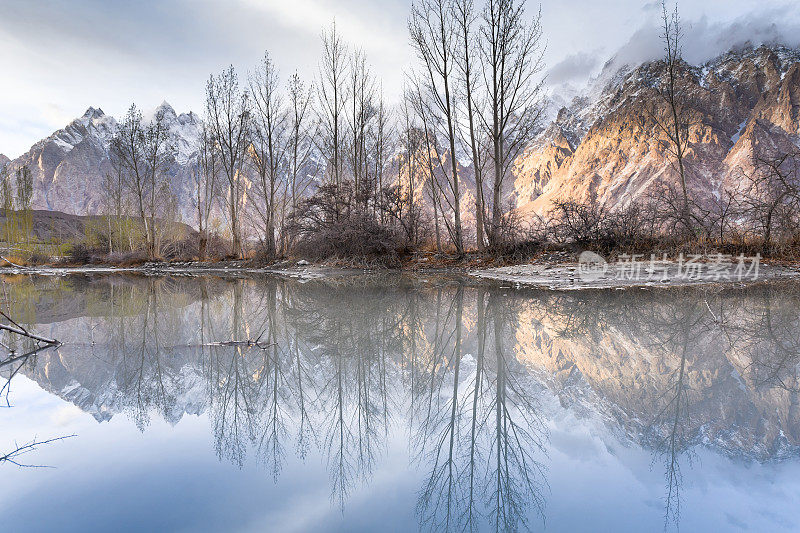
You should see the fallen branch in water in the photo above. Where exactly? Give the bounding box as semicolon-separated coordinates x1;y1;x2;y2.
0;435;76;468
203;340;277;349
0;311;60;346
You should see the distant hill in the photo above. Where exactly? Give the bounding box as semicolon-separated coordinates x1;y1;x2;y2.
0;208;195;246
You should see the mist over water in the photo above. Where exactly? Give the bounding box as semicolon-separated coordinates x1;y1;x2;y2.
2;274;800;532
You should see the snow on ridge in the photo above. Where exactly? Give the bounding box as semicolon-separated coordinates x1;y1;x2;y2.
534;43;800;151
36;102;200;163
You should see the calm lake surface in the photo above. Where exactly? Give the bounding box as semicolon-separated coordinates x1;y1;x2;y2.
2;273;800;532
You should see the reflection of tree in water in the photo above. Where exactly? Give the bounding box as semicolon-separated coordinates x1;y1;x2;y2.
109;279;185;430
641;296;708;528
289;281;402;507
10;274;800;531
543;289;712;528
1;344;43;405
411;287;547;532
727;285;800;394
1;292;71;466
540;285;800;530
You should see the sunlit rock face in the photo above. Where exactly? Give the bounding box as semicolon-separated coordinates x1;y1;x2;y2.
514;44;800;217
3;275;799;464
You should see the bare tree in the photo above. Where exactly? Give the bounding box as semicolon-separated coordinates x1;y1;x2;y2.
249;52;289;257
206;66;251;258
410;0;465;254
318;22;349;189
194;122;220;260
287;72;316;214
408;80;448;252
15;165;33;247
453;0;488;251
110;104;175;258
347;48;377;206
479;0;545;247
372;92;393;216
743;146;800;248
101;165;126;254
397;95;424;244
0;166;13;246
648;1;694;236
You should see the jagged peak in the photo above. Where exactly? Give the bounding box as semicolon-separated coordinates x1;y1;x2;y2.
81;106;105;120
705;42;800;66
154;100;177;118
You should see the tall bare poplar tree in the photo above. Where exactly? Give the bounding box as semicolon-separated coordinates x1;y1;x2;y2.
410;0;464;254
654;0;693;234
372;93;392;209
206;65;250;258
249;52;288;257
318;22;348;188
110;104;175;257
194;122;220;259
287;72;315;214
453;0;487;251
15;165;33;245
480;0;545;246
348;49;377;203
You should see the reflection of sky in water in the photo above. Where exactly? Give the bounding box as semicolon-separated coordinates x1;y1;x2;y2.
2;377;421;533
4;376;799;532
1;275;800;532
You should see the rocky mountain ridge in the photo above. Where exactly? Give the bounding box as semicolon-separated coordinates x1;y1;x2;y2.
514;44;800;216
2;44;800;229
5;102;201;222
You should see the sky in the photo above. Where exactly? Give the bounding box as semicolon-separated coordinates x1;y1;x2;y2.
1;0;799;158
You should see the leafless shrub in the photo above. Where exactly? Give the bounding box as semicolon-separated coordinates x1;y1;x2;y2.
379;184;429;246
551;200;609;246
287;183;407;265
548;198;661;253
741;146;800;253
103;251;150;266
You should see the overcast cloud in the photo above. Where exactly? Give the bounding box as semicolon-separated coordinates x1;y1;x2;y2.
1;0;798;158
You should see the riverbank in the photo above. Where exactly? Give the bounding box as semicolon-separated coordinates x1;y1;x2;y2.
2;252;800;290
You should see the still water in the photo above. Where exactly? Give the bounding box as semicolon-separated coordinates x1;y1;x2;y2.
1;273;800;532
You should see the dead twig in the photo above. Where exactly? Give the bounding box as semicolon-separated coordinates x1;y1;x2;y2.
0;435;76;468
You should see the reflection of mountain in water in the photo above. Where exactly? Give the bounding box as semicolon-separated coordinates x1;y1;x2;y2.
4;274;800;529
514;288;800;462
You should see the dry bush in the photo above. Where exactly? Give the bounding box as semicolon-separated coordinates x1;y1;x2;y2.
548;198;658;254
293;215;404;266
161;237;198;261
287;182;410;266
25;252;50;265
66;243;94;264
